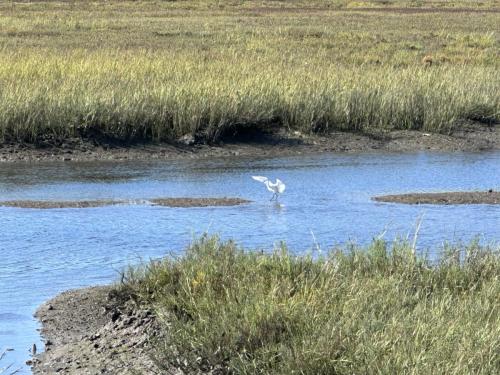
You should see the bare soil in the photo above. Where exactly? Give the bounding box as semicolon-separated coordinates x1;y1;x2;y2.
0;198;250;209
1;124;499;163
150;197;250;207
0;200;123;209
31;286;166;374
373;190;500;204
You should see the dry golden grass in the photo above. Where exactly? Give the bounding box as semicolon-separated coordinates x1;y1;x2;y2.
0;1;498;143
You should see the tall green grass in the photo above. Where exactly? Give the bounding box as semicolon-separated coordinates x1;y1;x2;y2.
123;236;500;374
0;51;498;143
0;1;498;144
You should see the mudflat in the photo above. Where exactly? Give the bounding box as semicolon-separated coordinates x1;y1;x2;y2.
32;286;163;374
150;197;250;207
0;200;123;209
1;125;499;163
373;190;500;205
0;198;250;209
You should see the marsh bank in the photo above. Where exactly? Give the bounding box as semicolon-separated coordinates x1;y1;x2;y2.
2;123;499;163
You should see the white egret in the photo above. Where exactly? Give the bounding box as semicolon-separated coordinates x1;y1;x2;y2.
252;176;286;201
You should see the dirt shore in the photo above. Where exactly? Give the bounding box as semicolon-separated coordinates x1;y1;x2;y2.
1;124;499;163
150;197;250;207
373;190;500;205
0;198;250;209
32;286;166;375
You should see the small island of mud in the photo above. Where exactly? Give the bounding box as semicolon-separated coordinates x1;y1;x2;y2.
373;190;500;205
0;200;124;209
149;197;250;207
0;197;250;209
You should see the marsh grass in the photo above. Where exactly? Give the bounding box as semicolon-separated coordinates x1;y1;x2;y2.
0;1;498;143
123;236;500;374
0;52;498;143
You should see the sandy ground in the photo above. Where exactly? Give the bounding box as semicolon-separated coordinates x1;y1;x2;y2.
1;124;499;163
0;198;250;209
373;190;500;204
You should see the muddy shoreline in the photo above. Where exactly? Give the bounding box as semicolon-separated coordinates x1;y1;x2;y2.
32;286;165;374
374;190;500;205
2;124;499;163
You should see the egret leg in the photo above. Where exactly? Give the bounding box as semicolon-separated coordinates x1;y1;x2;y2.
270;193;277;201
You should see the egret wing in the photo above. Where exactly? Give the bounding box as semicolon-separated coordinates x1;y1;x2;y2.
276;179;286;193
252;176;268;183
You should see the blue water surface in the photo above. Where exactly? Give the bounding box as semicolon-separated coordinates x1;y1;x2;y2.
0;151;499;372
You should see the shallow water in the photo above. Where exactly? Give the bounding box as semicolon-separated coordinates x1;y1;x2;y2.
1;151;499;373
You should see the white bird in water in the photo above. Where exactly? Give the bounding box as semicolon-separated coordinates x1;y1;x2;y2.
252;176;286;201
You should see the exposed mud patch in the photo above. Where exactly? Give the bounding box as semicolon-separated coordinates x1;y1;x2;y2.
0;198;250;209
0;200;124;209
150;197;250;207
32;286;164;374
374;190;500;205
1;124;498;163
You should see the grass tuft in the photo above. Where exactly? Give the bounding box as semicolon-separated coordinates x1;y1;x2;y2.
122;235;500;374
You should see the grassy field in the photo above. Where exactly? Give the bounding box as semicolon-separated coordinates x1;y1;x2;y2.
122;235;500;374
0;1;498;143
